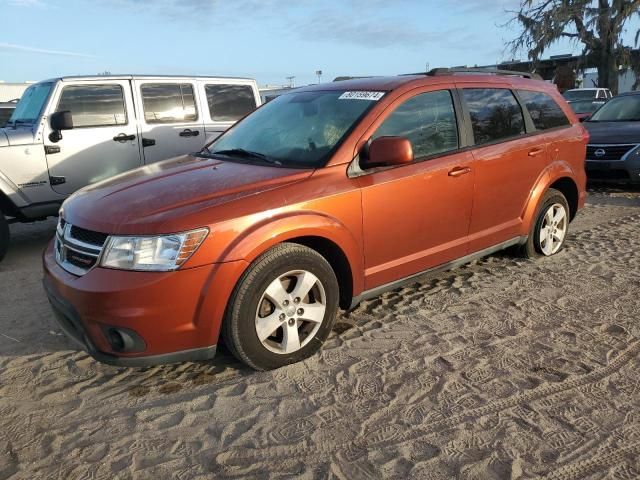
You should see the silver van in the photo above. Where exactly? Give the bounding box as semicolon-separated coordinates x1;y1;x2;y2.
0;75;261;260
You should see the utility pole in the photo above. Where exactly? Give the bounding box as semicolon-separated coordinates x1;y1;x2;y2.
315;70;323;84
286;76;295;88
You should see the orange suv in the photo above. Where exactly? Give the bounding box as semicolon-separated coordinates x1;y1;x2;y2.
43;69;588;370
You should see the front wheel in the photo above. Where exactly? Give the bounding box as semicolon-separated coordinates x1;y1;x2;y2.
522;188;570;258
222;243;339;370
0;214;9;262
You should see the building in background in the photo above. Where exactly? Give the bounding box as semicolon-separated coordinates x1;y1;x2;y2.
481;51;639;93
0;82;33;102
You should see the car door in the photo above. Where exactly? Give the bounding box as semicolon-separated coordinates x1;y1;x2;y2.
134;79;205;164
458;85;551;253
197;80;259;144
355;88;475;290
43;80;142;195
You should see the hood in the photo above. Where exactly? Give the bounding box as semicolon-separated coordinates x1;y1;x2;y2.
584;121;640;145
62;154;314;234
1;126;36;146
0;130;7;147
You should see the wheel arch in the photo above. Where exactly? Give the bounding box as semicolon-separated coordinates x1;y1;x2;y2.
285;235;354;310
548;176;579;221
522;163;581;236
217;212;364;310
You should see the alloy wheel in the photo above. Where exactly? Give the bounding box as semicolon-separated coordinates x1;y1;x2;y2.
539;203;567;256
255;270;326;354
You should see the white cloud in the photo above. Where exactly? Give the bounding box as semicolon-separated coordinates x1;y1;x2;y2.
0;42;94;58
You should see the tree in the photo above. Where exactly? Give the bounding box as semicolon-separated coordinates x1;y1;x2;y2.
507;0;640;94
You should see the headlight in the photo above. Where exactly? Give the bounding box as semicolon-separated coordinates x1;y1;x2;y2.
100;228;209;271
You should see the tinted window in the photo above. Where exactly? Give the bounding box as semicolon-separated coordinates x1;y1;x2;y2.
141;83;198;124
373;90;458;159
57;84;126;127
518;90;570;130
589;95;640;122
463;89;525;145
0;107;14;127
205;84;256;122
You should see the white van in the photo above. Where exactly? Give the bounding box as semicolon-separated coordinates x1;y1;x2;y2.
0;75;261;260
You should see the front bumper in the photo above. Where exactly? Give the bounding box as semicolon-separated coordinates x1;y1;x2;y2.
42;241;248;367
586;150;640;183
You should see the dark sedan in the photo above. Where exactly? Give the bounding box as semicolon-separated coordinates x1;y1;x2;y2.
584;92;640;183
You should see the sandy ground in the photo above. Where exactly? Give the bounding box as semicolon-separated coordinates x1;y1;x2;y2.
1;186;640;479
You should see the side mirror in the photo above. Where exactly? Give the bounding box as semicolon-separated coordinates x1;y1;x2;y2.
363;136;413;168
50;110;73;131
49;111;73;142
579;116;589;123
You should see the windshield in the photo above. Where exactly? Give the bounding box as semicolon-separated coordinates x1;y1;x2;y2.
7;82;53;126
589;95;640;122
569;100;602;114
208;90;383;168
563;90;597;101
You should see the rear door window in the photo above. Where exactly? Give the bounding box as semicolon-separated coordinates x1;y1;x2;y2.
462;88;525;145
140;83;198;124
205;84;257;122
372;89;459;160
57;84;127;127
517;90;570;130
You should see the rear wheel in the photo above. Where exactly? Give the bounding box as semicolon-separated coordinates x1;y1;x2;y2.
0;214;9;262
222;243;339;370
522;188;570;258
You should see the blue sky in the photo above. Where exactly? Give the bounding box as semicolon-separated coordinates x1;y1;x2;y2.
1;0;639;86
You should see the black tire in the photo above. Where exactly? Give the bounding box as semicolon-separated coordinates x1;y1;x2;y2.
222;243;339;370
0;214;9;262
521;188;570;258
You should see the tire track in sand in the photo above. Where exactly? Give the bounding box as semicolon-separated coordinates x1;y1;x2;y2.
216;338;640;466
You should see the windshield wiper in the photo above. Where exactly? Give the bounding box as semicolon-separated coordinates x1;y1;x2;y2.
211;148;282;165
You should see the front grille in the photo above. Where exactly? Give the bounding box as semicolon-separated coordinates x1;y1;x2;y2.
70;226;108;247
55;220;109;276
587;144;637;161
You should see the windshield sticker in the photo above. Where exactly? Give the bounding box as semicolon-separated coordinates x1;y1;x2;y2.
339;91;385;101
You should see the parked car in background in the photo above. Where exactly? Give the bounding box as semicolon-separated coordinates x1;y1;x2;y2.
0;100;17;127
0;75;261;260
583;91;640;183
567;98;604;121
563;87;612;102
43;69;588;370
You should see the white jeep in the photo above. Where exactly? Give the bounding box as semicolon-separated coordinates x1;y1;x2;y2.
0;75;261;260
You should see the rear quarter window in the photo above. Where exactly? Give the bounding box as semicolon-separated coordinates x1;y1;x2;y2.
205;84;257;122
517;90;570;130
462;88;525;145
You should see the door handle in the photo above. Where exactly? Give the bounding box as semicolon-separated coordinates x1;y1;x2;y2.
528;148;544;157
142;138;156;147
179;129;200;138
448;166;471;177
113;133;136;143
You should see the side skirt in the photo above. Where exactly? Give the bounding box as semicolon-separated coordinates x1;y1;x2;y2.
348;236;526;311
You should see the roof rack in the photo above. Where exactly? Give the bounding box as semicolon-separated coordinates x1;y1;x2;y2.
404;68;542;80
